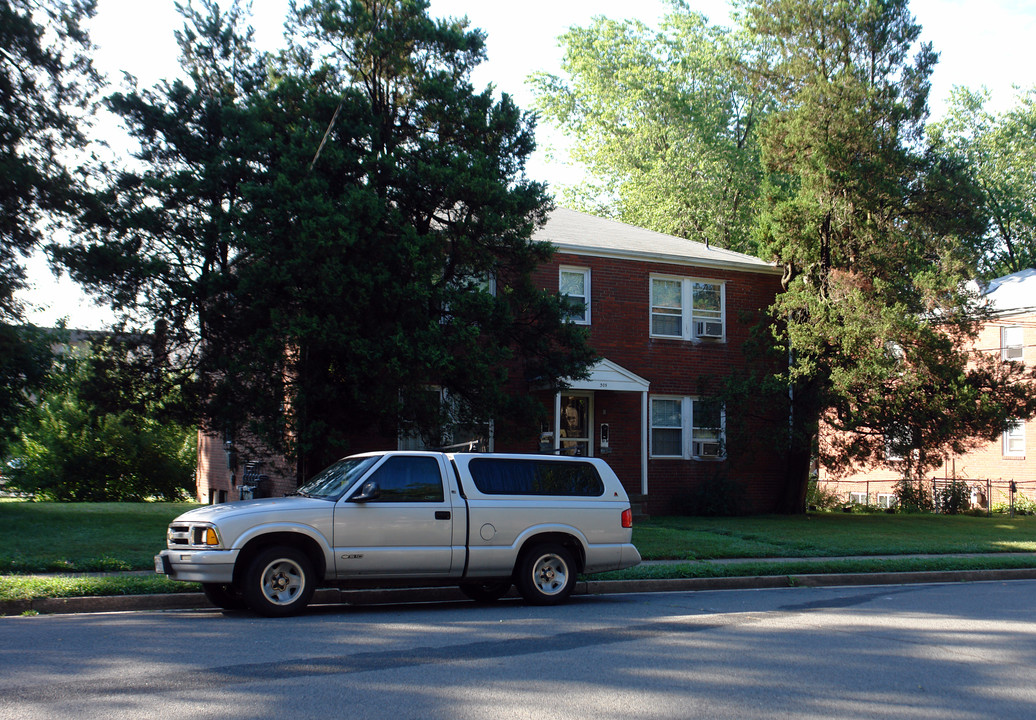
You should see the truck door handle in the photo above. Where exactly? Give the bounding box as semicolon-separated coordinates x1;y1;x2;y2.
435;511;451;520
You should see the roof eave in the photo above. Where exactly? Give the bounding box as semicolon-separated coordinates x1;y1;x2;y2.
547;241;784;276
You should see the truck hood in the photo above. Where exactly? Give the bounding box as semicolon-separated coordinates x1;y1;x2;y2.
173;496;333;523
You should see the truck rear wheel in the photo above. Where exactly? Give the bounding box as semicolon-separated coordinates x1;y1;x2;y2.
514;543;576;605
241;546;315;617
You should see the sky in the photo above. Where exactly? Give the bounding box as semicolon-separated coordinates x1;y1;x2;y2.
19;0;1036;329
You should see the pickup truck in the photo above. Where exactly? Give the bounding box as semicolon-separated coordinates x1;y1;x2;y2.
156;451;641;616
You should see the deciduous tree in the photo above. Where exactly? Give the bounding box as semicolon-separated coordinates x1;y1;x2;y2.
531;3;771;253
929;86;1036;277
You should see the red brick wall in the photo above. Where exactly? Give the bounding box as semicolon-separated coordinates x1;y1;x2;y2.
518;253;787;514
196;430;299;503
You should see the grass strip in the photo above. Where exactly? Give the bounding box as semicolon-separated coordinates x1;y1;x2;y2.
0;575;198;603
594;554;1036;581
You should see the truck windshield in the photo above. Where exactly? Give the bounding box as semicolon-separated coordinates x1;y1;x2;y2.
296;456;380;499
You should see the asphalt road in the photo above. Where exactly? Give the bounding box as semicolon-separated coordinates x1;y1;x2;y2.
2;580;1035;720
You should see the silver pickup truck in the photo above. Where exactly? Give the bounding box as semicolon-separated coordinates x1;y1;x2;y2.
156;451;641;616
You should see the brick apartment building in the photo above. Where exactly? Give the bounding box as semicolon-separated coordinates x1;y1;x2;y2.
197;208;789;514
818;268;1036;510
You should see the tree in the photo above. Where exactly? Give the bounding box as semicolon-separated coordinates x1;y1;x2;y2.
0;0;95;435
929;86;1036;277
745;0;1036;512
57;0;263;366
204;0;595;479
4;338;196;501
0;0;97;321
62;0;595;482
531;2;771;253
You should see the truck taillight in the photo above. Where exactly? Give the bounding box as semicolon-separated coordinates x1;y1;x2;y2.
621;508;633;528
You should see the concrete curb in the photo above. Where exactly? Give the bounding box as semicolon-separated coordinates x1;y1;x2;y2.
6;567;1036;616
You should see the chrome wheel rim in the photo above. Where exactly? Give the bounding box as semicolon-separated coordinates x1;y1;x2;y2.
260;558;305;606
531;552;569;596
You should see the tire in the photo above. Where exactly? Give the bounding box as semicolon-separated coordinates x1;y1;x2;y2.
459;582;512;603
514;543;576;606
201;582;247;611
241;546;316;617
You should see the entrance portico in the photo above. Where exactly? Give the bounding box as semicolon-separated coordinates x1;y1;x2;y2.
553;358;651;495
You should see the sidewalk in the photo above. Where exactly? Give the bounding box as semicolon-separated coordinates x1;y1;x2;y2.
5;553;1036;616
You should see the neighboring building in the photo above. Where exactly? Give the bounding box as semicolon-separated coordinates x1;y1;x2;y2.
198;208;789;514
819;269;1036;509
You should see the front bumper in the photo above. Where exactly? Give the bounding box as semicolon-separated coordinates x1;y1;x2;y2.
155;548;238;584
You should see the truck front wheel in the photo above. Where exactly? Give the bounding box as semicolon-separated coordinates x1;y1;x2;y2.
514;543;576;605
241;546;315;617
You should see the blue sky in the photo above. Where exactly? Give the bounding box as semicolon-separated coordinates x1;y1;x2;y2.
22;0;1036;328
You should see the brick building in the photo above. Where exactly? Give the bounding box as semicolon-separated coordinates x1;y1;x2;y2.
197;208;789;513
818;268;1036;510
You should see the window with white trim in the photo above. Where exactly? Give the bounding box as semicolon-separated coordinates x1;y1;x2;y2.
877;493;896;509
1002;326;1024;362
560;267;590;324
650;276;724;340
1004;420;1025;457
650;396;725;459
885;424;911;462
849;492;868;505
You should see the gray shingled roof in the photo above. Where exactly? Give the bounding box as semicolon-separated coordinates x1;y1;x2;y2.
533;207;780;275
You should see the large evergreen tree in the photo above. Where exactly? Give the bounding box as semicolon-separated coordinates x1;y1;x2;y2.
58;0;262;360
746;0;1036;511
208;0;594;479
63;0;594;481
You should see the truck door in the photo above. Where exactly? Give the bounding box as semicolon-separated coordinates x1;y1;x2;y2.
332;455;456;577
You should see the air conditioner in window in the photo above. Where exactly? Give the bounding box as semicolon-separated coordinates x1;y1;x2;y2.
1005;345;1024;360
695;321;723;338
693;440;722;458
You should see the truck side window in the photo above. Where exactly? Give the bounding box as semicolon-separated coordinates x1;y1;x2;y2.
468;459;604;496
367;456;445;502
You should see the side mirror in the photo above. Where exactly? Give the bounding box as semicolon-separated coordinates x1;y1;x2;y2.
350;480;381;502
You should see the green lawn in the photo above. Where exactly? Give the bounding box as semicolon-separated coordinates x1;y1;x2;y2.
0;500;199;573
634;513;1036;560
3;500;1036;573
2;501;1036;606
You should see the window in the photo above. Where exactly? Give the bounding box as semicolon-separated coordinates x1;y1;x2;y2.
358;456;445;502
651;398;683;457
1002;326;1024;362
877;493;896;509
650;276;724;340
468;458;604;496
1004;420;1026;457
560;267;590;324
885;424;911;462
849;492;869;505
691;400;723;458
650;396;725;459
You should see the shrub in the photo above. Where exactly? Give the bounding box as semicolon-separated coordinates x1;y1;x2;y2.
894;477;934;513
805;479;840;510
936;479;971;515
